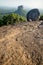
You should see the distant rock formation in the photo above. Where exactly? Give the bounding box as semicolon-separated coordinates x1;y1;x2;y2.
27;9;40;21
14;5;26;17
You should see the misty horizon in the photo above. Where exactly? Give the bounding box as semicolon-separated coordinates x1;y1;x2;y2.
0;0;43;10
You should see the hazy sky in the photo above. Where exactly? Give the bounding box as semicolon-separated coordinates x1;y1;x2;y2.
0;0;43;9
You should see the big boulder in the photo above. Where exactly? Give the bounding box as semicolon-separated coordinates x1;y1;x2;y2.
27;9;40;21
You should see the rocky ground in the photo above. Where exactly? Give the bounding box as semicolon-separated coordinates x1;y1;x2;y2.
0;21;43;65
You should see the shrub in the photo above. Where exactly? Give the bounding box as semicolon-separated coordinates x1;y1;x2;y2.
39;15;43;20
0;19;3;26
19;16;26;22
0;13;26;26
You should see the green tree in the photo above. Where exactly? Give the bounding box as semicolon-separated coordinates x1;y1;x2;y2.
0;19;3;26
40;15;43;20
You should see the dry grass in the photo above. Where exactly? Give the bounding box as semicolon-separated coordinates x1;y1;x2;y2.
0;21;43;65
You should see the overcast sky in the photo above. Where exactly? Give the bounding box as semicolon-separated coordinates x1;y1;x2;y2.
0;0;43;9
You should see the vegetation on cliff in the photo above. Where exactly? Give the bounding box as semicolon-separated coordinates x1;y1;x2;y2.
0;13;26;26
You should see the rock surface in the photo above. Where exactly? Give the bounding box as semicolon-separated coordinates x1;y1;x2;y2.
0;21;43;65
27;9;40;21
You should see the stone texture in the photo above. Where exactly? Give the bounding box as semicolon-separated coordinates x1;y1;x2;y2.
27;9;40;21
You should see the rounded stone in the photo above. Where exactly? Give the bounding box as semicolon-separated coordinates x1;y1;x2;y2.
27;9;40;21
